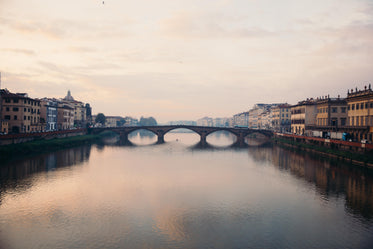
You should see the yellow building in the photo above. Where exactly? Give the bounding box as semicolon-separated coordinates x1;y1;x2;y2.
290;99;317;135
271;104;291;133
1;89;42;133
346;85;373;141
316;97;347;128
1;120;8;134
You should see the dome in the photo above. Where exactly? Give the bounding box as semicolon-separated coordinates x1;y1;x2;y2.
63;90;75;101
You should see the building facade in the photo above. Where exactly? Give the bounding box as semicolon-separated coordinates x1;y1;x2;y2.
197;117;213;127
315;97;347;128
40;98;58;131
233;112;249;127
291;99;317;135
346;86;373;141
57;103;74;130
271;104;291;132
1;89;42;133
61;90;87;128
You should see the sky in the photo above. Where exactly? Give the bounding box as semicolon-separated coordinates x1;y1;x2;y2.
0;0;373;123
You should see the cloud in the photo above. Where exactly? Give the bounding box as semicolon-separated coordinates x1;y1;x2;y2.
0;14;132;41
1;48;35;55
68;46;96;54
159;11;273;39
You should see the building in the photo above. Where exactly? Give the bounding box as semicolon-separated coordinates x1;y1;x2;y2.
124;116;138;126
61;90;87;128
249;103;281;129
271;104;291;133
290;99;317;135
315;96;347;128
57;103;74;130
197;117;213;126
105;116;125;127
168;120;197;126
0;89;42;133
233;112;249;127
346;85;373;141
1;120;8;134
85;103;92;127
40;98;58;131
258;110;272;130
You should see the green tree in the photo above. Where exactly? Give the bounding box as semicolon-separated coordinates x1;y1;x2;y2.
95;113;106;126
116;118;126;127
139;116;157;126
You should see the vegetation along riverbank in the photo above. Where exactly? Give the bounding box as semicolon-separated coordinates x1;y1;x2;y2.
0;131;114;162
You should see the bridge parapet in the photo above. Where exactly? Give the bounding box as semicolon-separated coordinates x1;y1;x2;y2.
89;125;272;146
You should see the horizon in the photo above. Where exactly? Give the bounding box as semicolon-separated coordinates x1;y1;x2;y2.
1;0;373;123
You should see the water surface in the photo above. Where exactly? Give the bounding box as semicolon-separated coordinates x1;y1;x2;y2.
0;132;372;249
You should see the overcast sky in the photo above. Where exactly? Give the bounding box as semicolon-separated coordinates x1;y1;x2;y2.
1;0;373;123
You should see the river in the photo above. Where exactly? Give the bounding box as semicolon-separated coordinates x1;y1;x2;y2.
0;131;372;249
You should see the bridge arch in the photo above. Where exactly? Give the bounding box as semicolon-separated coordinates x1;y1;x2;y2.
89;126;272;146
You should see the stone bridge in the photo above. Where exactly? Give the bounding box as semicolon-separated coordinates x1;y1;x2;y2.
89;125;273;146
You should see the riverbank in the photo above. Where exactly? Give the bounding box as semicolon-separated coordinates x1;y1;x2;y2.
0;132;113;162
273;136;373;169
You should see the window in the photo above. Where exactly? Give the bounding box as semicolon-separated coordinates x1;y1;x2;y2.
365;103;368;109
24;108;26;112
13;107;19;112
13;99;19;103
352;104;355;110
24;116;26;120
5;107;9;111
341;118;346;126
357;104;359;110
14;115;17;120
4;115;10;120
341;107;346;113
361;103;364;109
332;107;337;113
5;99;10;103
24;100;26;104
348;105;350;110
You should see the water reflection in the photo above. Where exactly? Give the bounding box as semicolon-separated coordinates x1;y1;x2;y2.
0;134;372;248
0;145;91;202
248;145;373;220
128;129;157;145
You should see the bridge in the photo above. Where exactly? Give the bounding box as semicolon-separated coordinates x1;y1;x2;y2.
89;125;273;146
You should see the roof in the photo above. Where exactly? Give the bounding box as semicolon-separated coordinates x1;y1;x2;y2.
0;89;39;101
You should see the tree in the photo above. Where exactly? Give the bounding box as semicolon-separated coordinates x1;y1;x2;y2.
95;113;106;126
116;118;126;127
139;116;157;126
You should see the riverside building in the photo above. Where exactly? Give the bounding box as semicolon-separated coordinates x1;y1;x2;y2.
346;85;373;142
271;104;291;133
0;89;42;133
290;99;317;135
315;96;347;128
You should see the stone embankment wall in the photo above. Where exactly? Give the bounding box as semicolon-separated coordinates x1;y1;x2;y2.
274;133;373;153
0;129;87;146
